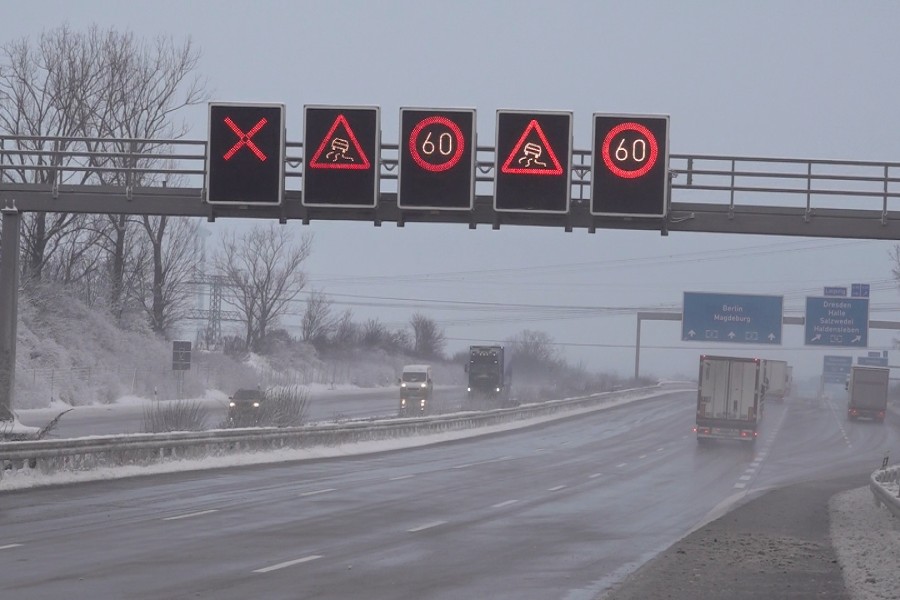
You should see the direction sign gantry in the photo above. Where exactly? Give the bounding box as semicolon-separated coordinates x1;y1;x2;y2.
398;108;476;210
494;110;572;213
302;105;380;208
207;102;285;206
804;296;869;347
682;292;783;344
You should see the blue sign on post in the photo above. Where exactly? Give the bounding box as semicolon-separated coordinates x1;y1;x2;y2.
682;292;783;344
858;356;888;367
823;355;852;383
804;297;869;347
851;283;870;298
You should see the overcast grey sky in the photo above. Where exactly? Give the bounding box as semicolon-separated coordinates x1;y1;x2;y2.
3;1;899;382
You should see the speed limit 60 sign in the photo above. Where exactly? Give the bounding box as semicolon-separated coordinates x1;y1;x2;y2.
398;108;476;210
591;114;669;217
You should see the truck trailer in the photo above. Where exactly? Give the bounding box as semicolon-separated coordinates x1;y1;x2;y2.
763;359;789;402
845;365;888;423
695;355;765;443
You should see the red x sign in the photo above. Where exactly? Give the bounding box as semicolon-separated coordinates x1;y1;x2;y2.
223;117;268;161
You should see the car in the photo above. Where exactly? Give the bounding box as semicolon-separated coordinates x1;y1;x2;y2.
227;388;265;426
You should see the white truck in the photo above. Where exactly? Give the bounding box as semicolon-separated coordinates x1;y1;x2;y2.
845;366;889;423
695;355;765;444
763;359;789;402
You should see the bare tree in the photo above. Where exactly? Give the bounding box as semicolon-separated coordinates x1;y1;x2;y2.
0;26;108;280
507;330;558;370
410;312;446;359
215;224;313;352
88;30;207;317
362;318;388;347
0;25;207;305
301;290;334;346
132;216;201;337
331;309;359;351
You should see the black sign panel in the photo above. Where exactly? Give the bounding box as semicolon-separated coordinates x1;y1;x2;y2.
494;110;572;213
591;114;669;217
302;105;380;207
172;341;191;371
398;108;475;210
207;103;285;205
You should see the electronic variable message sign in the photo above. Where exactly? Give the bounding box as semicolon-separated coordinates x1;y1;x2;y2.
494;110;572;213
302;105;380;207
591;114;669;217
398;108;476;210
207;103;285;205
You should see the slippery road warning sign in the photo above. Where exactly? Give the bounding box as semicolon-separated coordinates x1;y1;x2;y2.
302;105;380;207
494;110;572;213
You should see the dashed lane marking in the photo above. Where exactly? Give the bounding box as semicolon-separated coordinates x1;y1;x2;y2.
588;472;603;479
253;555;322;573
547;485;566;492
0;544;22;550
407;521;447;533
389;475;414;481
162;509;219;521
616;463;628;468
492;499;519;509
300;488;337;497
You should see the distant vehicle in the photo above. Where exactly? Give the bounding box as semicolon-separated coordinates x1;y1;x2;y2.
763;359;790;402
845;366;888;422
465;345;511;407
694;355;765;444
399;364;432;416
228;388;265;426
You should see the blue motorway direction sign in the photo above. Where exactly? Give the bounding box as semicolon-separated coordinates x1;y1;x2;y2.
682;292;783;344
823;355;852;384
804;296;869;347
851;283;870;298
858;356;888;367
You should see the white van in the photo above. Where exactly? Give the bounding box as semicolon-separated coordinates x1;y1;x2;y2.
399;364;433;415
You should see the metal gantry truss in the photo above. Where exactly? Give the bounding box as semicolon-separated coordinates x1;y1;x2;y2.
0;134;898;239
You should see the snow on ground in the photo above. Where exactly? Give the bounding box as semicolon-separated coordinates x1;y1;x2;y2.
830;485;900;600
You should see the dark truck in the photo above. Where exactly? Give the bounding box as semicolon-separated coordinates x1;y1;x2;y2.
845;365;889;422
465;345;511;407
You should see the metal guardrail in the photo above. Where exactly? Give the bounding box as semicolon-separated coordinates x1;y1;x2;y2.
870;465;900;519
0;384;675;478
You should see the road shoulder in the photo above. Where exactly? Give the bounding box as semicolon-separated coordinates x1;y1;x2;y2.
599;474;866;599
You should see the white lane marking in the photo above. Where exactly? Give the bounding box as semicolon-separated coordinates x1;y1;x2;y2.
389;475;414;481
162;509;219;521
0;544;22;550
588;472;604;479
253;555;322;573
656;447;664;452
492;500;519;509
408;521;446;533
616;463;628;468
750;461;761;467
733;482;747;489
300;488;337;497
453;456;513;470
639;454;647;459
547;485;566;492
738;475;752;481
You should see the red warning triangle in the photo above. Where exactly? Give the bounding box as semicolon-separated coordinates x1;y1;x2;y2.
308;114;371;170
500;119;564;176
